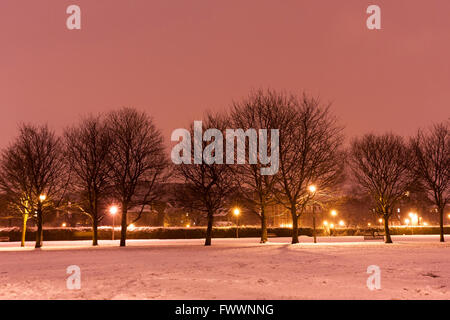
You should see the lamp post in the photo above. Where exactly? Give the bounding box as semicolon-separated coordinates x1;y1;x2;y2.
233;208;240;238
308;185;317;243
109;206;118;241
330;210;338;236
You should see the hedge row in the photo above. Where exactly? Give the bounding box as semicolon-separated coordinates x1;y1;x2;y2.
0;226;313;241
0;226;448;242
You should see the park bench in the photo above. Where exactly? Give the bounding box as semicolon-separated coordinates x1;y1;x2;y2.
363;229;384;241
0;236;10;242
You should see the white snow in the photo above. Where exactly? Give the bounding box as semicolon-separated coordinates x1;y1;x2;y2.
0;235;449;299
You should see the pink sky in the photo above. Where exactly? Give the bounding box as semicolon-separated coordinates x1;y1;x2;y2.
1;0;449;147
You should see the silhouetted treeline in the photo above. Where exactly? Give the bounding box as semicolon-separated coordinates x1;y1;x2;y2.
0;89;448;247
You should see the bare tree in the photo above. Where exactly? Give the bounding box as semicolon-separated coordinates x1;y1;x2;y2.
410;122;449;242
173;112;235;246
106;108;167;247
230;89;286;243
0;124;67;248
64;115;112;246
273;93;345;244
349;133;414;243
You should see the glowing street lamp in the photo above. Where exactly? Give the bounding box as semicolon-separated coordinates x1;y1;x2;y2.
404;218;410;225
233;208;240;238
331;210;337;217
39;194;46;202
109;205;118;241
339;220;345;227
323;220;328;226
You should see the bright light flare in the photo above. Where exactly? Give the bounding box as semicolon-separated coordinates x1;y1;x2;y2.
331;210;337;217
233;208;240;216
308;185;317;193
109;206;118;215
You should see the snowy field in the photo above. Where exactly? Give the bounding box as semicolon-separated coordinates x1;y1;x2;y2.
0;235;449;300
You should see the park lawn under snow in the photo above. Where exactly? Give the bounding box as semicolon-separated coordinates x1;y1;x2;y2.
0;235;449;300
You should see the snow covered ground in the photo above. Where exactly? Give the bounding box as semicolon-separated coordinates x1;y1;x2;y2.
0;235;449;300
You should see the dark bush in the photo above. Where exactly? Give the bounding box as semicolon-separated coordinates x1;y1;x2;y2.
0;225;447;242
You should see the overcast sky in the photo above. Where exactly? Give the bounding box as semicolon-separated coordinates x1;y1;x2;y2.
1;0;449;148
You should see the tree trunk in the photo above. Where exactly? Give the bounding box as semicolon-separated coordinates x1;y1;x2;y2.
21;213;28;247
260;206;268;244
291;208;299;244
92;214;98;246
35;207;43;248
384;215;392;244
120;205;128;247
439;206;445;242
205;210;214;246
92;196;99;246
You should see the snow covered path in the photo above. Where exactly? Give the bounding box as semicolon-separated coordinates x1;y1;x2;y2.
0;236;449;300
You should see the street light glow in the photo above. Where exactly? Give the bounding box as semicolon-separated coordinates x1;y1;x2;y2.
338;220;345;227
109;206;118;215
39;194;46;202
308;185;317;193
331;210;337;217
323;221;328;226
233;208;240;216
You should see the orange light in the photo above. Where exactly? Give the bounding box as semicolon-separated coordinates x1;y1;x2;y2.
109;206;118;215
